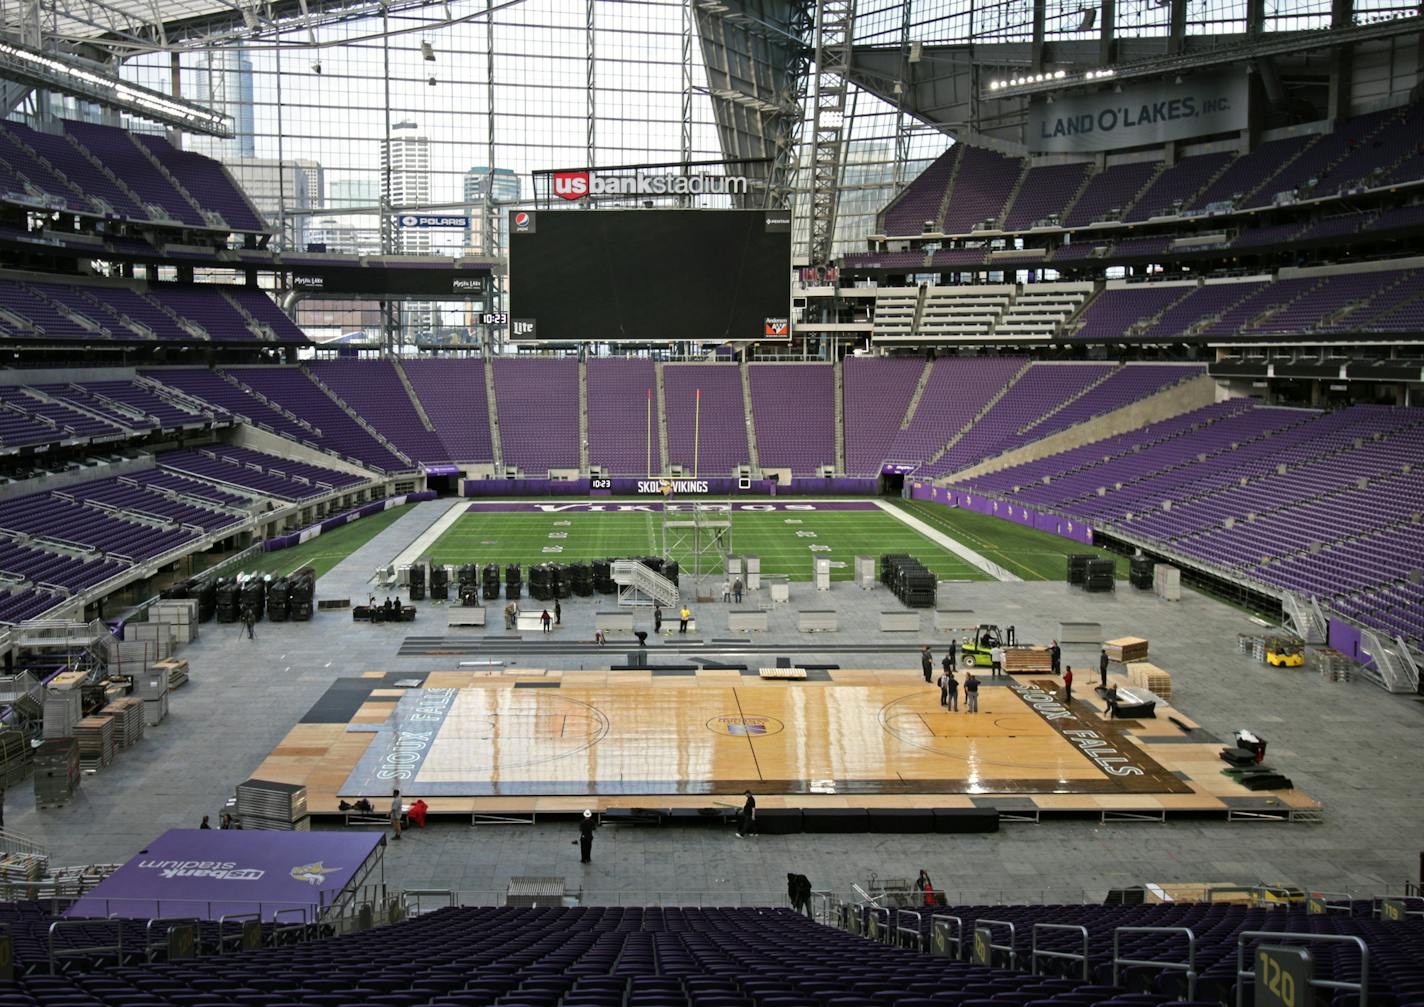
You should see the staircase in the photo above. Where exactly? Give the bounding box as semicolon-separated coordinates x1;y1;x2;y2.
899;360;936;430
1016;364;1124;437
391;359;437;432
578;360;590;473
1116;162;1169;221
125;134;215;226
911;286;930;334
926;359;1033;465
994;168;1032;229
1359;628;1420;694
220;291;276;342
1055;169;1101;226
654;362;670;475
932;152;965;232
299;366;416;468
739;363;760;474
483;359;504;472
833;359;846;473
1281;590;1327;644
63;132;148;218
612;559;679;608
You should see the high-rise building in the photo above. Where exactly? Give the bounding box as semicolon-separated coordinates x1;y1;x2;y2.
190;50;256;159
222;157;323;247
381;127;432;257
380;126;434;340
462;166;521;253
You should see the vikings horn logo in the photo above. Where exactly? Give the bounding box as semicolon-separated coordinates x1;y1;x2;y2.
290;861;341;886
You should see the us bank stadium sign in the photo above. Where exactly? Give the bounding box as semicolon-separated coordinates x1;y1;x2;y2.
551;170;749;201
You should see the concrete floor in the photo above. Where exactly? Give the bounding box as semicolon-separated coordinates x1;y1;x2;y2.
15;498;1423;906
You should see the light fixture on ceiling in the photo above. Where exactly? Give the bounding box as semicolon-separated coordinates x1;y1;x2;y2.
421;39;436;61
1078;7;1096;30
311;60;322;74
427;75;437;86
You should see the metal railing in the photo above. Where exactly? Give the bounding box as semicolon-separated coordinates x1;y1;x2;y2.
143;917;199;962
216;912;261;955
48;918;122;975
1032;923;1089;980
1112;926;1197;1000
894;909;922;950
974;918;1017;969
1235;931;1368;1007
930;914;963;959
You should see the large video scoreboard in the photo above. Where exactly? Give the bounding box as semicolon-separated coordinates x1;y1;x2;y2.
508;208;791;343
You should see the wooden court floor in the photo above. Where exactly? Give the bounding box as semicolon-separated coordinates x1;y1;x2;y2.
253;668;1322;820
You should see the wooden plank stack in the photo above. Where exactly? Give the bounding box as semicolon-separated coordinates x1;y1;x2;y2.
0;728;31;788
100;698;146;750
236;779;310;830
0;851;48;884
1313;648;1357;683
75;716;116;770
1002;647;1052;673
153;658;189;690
1105;637;1150;663
1126;661;1173;701
759;666;808;680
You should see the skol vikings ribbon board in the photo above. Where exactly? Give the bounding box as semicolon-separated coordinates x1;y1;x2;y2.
66;829;384;921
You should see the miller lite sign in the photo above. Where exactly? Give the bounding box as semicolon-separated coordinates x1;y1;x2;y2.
511;318;538;339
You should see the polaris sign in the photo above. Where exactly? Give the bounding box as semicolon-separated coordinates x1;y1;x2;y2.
552;170;749;201
398;214;470;228
1028;70;1248;153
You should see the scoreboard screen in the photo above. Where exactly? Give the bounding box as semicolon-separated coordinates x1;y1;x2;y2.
508;209;791;343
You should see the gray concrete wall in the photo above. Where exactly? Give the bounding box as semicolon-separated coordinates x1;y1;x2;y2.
231;424;379;479
0;365;137;387
942;373;1222;483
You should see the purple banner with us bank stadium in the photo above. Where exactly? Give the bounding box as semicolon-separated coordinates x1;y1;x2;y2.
66;829;385;922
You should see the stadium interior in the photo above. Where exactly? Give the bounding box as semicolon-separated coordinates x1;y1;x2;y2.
0;0;1420;1002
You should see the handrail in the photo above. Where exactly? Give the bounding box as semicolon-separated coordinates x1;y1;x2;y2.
1376;894;1424;919
1305;890;1356;914
930;914;963;959
869;906;893;943
1032;923;1089;980
402;888;455;917
143;916;199;962
1235;931;1368;1007
1113;926;1196;1000
48;918;123;975
895;909;923;950
271;907;311;945
974;918;1017;969
216;912;260;954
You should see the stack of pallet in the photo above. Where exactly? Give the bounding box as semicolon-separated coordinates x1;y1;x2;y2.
758;666;807;680
75;716;116;770
1105;637;1150;662
0;729;31;787
33;738;80;807
1313;648;1357;683
43;673;86;739
1126;661;1173;701
100;698;145;750
153;658;189;690
236;778;310;830
1002;647;1052;673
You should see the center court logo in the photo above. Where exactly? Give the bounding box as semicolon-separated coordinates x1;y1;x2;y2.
551;171;749;201
707;715;784;737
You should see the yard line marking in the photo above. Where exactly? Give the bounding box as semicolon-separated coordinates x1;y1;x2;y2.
873;499;1020;582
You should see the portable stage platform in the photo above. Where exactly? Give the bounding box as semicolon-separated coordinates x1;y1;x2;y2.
66;829;385;921
252;669;1321;826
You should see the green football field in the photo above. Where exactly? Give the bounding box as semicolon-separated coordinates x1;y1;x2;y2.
427;505;990;582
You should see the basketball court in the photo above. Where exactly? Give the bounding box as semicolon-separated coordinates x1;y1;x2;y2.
254;664;1322;823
